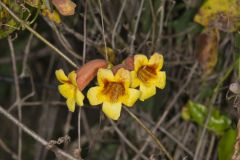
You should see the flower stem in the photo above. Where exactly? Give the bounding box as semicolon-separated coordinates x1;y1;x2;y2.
0;1;78;68
123;107;173;160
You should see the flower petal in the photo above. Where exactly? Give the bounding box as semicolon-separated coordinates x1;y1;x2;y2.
149;53;163;70
58;83;75;99
68;71;77;86
115;68;131;87
87;86;103;105
139;84;156;101
156;71;166;89
75;89;84;106
134;54;148;71
102;102;122;120
55;69;68;83
97;69;114;86
122;88;140;107
130;71;140;88
66;98;75;112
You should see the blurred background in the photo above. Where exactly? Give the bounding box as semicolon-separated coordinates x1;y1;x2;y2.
0;0;240;159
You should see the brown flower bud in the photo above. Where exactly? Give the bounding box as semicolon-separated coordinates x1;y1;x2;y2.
123;56;134;71
76;59;108;91
111;56;134;74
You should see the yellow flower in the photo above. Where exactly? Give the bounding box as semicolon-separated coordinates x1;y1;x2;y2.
56;69;84;112
130;53;166;101
87;68;140;120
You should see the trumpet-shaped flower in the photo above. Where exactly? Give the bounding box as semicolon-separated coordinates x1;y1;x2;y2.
131;53;166;101
56;69;84;112
87;68;140;120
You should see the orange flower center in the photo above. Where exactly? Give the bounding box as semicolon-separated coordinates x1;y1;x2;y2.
137;65;157;84
102;82;125;102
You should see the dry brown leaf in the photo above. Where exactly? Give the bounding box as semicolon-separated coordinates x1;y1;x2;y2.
52;0;76;16
196;29;219;74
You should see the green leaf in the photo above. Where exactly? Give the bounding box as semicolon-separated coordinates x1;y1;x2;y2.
188;101;207;125
218;129;237;160
207;109;231;135
182;101;232;135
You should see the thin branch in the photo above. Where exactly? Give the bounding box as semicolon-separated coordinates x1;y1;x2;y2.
21;24;35;77
0;105;78;160
83;0;88;65
155;0;165;50
8;36;22;160
45;19;83;60
130;0;144;55
111;0;127;49
159;127;194;157
148;0;157;53
206;135;215;160
98;0;108;61
8;72;35;112
76;1;88;158
0;138;18;160
109;119;149;160
124;107;173;160
62;23;98;47
77;108;82;160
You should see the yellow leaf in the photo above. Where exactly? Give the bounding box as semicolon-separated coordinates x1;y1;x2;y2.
97;46;116;64
181;107;190;121
194;0;240;32
42;9;61;24
25;0;40;7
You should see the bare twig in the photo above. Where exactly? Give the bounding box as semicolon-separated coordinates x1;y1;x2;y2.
98;0;108;61
232;119;240;160
62;23;97;47
0;138;18;160
206;135;215;160
77;108;82;159
21;24;36;77
130;0;144;55
22;101;66;107
8;73;35;112
160;127;194;157
8;36;22;160
111;0;127;49
46;20;83;60
124;107;173;160
156;0;166;49
0;105;78;160
109;119;149;160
